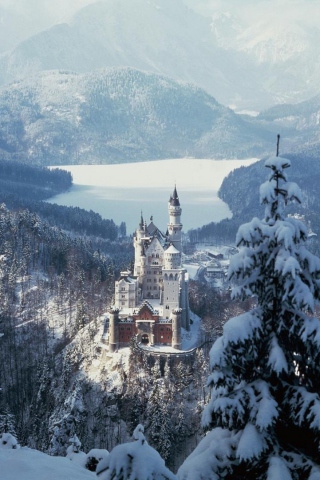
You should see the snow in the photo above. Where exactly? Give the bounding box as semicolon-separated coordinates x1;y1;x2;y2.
267;456;293;480
0;447;95;480
182;263;198;280
0;433;19;450
221;310;261;346
264;155;291;170
48;158;257;233
86;448;109;463
267;335;288;374
96;427;176;480
177;428;241;480
236;423;266;461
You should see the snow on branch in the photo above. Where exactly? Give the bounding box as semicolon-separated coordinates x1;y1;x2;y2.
267;335;288;375
286;385;320;430
300;316;320;348
222;311;262;347
267;456;293;480
236;423;267;461
264;156;291;171
177;428;241;480
208;311;262;370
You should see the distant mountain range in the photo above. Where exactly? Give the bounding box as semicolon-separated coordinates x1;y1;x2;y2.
0;0;319;111
0;68;276;165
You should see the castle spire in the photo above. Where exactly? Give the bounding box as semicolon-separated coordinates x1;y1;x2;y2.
169;185;180;207
139;211;144;229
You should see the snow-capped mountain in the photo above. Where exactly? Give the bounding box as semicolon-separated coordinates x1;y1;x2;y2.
0;0;226;102
0;0;318;112
0;68;274;165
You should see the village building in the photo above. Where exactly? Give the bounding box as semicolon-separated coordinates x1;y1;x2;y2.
108;186;190;351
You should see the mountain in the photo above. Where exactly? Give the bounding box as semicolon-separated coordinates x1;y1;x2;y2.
0;0;319;111
209;12;320;109
257;94;320;157
0;68;274;165
218;153;320;241
0;0;227;102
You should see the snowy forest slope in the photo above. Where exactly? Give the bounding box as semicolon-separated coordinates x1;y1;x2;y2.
0;68;274;165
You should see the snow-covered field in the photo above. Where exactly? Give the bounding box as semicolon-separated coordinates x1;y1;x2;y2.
49;158;257;233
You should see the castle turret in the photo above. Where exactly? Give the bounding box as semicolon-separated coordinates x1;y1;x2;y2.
108;307;120;353
172;308;182;350
168;186;182;252
134;213;145;277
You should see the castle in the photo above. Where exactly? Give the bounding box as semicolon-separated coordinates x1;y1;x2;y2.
108;186;190;352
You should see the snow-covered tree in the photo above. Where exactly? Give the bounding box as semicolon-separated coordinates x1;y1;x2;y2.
0;405;17;437
179;154;320;479
146;382;173;462
0;432;20;449
66;434;87;467
96;424;176;480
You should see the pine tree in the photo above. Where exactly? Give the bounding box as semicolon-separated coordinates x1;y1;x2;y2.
0;405;17;437
179;151;320;479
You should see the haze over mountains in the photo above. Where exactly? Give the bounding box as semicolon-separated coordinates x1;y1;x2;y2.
0;0;319;112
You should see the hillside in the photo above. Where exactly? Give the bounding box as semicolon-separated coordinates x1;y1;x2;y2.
189;152;320;249
218;153;320;242
0;68;274;165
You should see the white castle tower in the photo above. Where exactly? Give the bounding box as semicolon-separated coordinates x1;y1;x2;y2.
168;186;182;252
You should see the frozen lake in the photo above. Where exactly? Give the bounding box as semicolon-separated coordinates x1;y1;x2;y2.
48;158;257;234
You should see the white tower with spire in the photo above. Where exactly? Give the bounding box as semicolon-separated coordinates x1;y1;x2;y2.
168;186;182;252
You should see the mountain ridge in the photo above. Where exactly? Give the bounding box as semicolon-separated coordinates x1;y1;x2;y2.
0;67;274;165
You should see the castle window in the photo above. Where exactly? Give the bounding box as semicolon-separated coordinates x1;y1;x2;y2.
154;279;157;282
121;287;126;291
153;286;157;290
121;295;125;298
121;301;125;305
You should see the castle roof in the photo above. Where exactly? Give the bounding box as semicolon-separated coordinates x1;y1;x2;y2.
165;244;180;254
169;186;180;207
